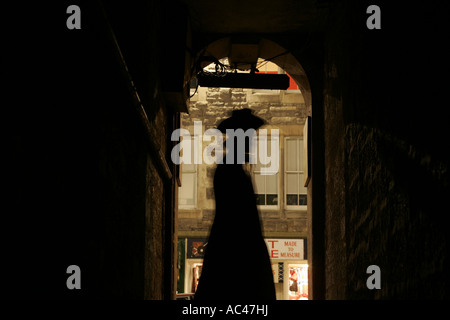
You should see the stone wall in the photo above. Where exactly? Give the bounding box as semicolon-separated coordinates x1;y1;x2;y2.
186;87;308;128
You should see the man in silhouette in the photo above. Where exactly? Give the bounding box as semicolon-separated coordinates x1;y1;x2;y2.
194;108;276;300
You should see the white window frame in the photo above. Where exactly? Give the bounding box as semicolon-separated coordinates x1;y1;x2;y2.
252;135;280;210
178;135;199;210
284;136;307;211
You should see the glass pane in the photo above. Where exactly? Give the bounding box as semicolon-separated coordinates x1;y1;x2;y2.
253;173;265;194
287;194;298;206
181;137;197;171
258;137;270;168
299;173;307;194
267;194;278;205
299;194;307;206
298;139;304;172
179;172;195;205
286;173;298;194
183;163;196;173
253;137;263;170
286;139;298;171
181;138;192;162
255;194;266;205
266;173;278;194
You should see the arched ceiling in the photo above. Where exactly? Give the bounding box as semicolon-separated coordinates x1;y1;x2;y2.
180;0;329;35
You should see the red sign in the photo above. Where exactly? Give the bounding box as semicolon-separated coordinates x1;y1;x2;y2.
265;239;304;260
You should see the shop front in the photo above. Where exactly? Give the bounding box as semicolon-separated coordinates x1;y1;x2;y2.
265;239;308;300
177;237;308;300
177;238;206;296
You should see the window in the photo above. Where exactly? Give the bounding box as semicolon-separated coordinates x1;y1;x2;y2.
285;137;307;209
254;171;279;207
252;136;279;208
178;136;198;209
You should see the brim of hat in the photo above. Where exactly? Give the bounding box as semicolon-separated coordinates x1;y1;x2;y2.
217;114;266;132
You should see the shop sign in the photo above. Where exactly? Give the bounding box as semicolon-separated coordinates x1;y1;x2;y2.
265;239;304;260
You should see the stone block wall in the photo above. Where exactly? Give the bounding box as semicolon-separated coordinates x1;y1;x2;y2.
187;87;308;128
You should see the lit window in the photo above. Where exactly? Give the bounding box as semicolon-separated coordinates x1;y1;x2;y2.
178;136;198;209
252;136;279;208
285;137;307;209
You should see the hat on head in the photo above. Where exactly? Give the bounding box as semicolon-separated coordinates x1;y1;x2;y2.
217;108;266;133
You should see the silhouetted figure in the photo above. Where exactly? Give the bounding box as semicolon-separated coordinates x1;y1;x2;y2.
194;109;276;301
